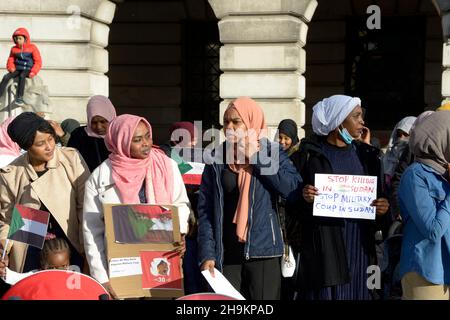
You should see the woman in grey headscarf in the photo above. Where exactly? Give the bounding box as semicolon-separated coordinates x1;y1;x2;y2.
397;111;450;300
287;95;389;300
382;116;416;184
389;112;434;220
48;118;80;147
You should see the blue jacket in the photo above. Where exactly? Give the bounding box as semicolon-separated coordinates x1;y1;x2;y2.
398;162;450;284
197;138;302;270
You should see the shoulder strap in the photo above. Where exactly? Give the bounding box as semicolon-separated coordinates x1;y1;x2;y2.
276;195;289;251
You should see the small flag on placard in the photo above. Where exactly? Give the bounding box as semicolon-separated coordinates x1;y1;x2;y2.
7;205;50;249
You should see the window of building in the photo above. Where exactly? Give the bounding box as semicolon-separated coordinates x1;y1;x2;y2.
182;21;222;131
345;16;426;130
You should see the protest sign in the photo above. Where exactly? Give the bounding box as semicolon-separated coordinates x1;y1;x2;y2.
104;203;184;299
313;174;377;220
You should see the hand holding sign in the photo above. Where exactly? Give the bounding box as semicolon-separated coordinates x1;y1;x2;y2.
371;198;389;216
101;281;118;300
303;184;319;203
173;234;186;257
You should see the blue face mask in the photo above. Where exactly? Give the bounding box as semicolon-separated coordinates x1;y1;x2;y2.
338;127;354;145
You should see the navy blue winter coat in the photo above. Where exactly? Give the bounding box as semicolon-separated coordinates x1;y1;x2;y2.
197;138;302;270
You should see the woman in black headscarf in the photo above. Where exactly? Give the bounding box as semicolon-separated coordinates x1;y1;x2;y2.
0;112;90;274
277;119;300;157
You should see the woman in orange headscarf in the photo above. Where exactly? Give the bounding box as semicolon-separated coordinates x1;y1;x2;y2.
197;97;302;300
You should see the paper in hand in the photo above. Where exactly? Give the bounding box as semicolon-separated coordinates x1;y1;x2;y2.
201;268;245;300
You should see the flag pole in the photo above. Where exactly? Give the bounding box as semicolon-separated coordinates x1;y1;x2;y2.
1;239;9;261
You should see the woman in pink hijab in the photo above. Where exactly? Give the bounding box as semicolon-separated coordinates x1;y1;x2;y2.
68;95;117;172
197;97;302;300
0;116;21;168
82;114;191;299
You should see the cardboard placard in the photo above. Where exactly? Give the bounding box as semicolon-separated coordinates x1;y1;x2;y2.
104;203;184;299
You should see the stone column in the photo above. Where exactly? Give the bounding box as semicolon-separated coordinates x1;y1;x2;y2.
444;41;450;104
208;0;318;138
432;0;450;104
0;0;116;122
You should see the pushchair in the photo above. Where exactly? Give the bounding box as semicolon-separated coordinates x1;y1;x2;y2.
379;220;403;299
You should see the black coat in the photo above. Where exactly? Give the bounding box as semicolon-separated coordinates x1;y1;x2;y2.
67;126;110;172
390;144;414;219
286;134;389;291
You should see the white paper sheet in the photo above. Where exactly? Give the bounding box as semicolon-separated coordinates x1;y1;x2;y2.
109;257;142;278
313;173;377;220
201;268;246;300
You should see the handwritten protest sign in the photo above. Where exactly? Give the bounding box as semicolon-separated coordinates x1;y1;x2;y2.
313;174;377;220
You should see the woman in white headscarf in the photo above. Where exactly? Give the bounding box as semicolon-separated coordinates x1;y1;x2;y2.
286;95;389;300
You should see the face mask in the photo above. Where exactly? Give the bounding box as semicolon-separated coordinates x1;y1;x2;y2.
338;127;354;145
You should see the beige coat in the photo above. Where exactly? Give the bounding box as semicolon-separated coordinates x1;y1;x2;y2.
0;147;90;272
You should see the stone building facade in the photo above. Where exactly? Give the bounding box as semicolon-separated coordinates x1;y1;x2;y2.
0;0;448;143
